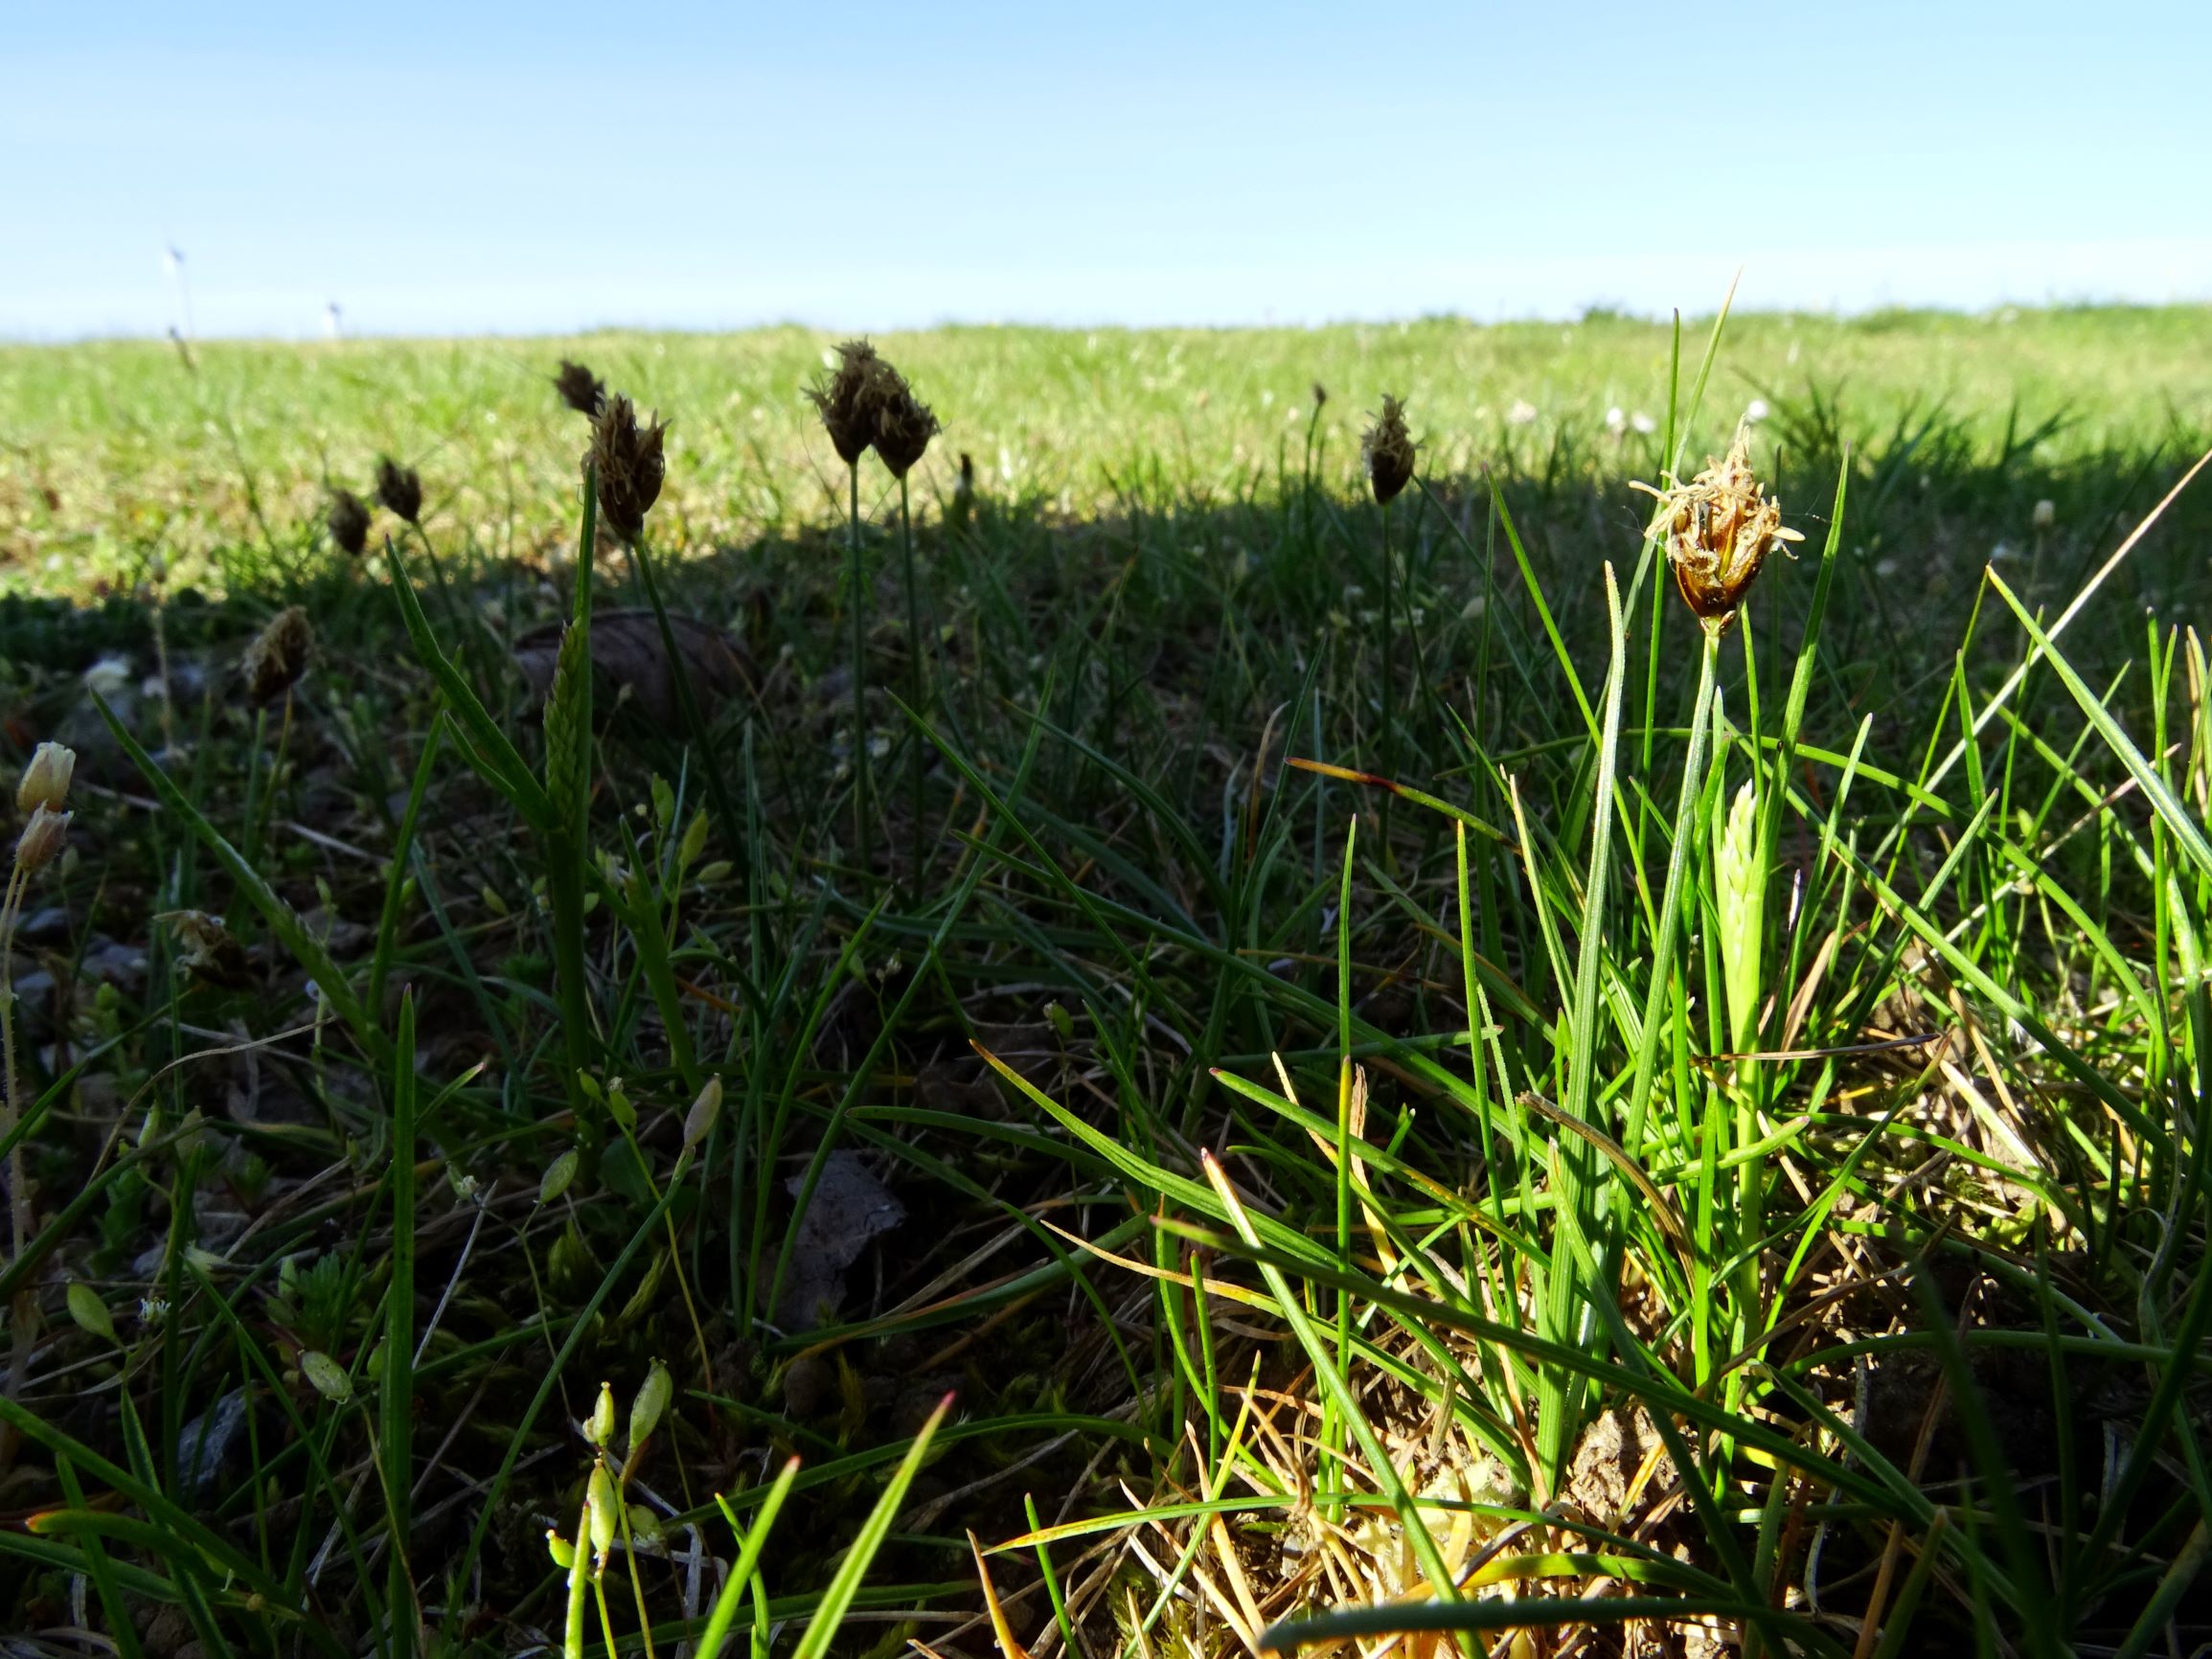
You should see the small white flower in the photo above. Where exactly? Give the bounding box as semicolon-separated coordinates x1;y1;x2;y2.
83;656;132;696
1341;583;1365;602
1630;411;1656;435
867;734;891;761
1990;540;2018;562
2032;499;2056;530
140;1296;170;1325
1461;594;1489;621
1507;399;1538;426
1875;557;1902;579
1605;406;1626;433
1744;398;1771;423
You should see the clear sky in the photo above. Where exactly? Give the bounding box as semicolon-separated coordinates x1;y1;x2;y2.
6;1;2208;340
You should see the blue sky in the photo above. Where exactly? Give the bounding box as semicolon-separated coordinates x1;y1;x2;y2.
6;1;2208;339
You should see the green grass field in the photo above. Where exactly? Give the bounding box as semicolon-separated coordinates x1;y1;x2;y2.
2;305;2210;1656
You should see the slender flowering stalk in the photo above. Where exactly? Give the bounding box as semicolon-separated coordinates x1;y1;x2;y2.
5;743;75;1408
239;606;312;870
376;455;490;694
870;358;940;883
1363;396;1416;851
810;341;884;874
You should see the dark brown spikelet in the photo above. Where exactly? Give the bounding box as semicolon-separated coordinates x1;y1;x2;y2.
242;605;313;705
375;457;422;525
1632;422;1804;636
327;489;371;557
1363;396;1415;504
869;364;939;479
808;339;883;466
587;394;670;544
554;358;606;417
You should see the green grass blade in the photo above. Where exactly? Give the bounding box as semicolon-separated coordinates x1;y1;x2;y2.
89;690;383;1065
694;1456;802;1659
787;1393;956;1659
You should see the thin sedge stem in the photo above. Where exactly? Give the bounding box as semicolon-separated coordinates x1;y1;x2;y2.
1379;496;1395;853
1;863;27;1269
848;462;871;876
901;472;924;885
1622;627;1722;1159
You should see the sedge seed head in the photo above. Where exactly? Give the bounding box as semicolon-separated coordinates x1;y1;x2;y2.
1363;396;1415;504
242;606;313;706
868;361;939;479
808;339;883;466
586;394;669;544
16;742;76;815
555;358;607;417
374;457;422;525
327;489;371;557
1632;422;1804;635
14;806;70;874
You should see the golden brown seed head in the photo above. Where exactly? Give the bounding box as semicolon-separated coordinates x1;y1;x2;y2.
327;489;371;557
554;358;606;417
869;364;939;479
1363;396;1415;505
15;742;76;816
586;394;670;544
14;806;70;874
374;457;422;525
808;339;883;466
242;605;313;705
1632;422;1805;636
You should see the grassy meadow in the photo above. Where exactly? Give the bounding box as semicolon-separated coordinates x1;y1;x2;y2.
1;304;2210;1655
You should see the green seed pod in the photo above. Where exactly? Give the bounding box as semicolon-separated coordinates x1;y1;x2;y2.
682;1077;722;1154
586;1380;617;1448
678;808;710;872
66;1282;118;1345
538;1148;581;1206
300;1350;352;1404
628;1359;673;1454
547;1529;578;1571
586;1464;619;1559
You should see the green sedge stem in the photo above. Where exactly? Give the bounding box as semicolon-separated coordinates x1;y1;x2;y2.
848;462;871;877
